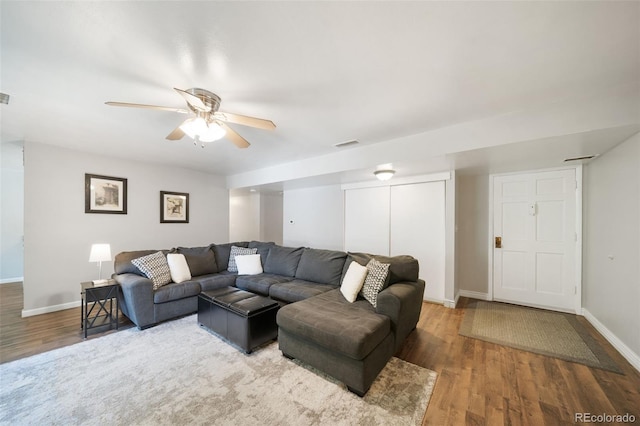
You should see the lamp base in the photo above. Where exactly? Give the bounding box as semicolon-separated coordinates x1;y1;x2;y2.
92;279;110;286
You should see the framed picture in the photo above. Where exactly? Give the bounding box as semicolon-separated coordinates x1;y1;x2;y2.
160;191;189;223
85;174;127;214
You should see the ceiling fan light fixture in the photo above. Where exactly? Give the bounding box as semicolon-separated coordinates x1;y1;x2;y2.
180;117;226;143
374;169;395;181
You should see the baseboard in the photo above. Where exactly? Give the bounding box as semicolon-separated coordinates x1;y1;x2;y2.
458;290;491;301
0;277;23;284
582;308;640;373
22;300;80;318
423;296;444;306
443;292;460;309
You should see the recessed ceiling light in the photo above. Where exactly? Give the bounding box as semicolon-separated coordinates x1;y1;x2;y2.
249;188;257;193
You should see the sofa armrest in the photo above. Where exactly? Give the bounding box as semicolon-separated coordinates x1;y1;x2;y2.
375;279;425;351
114;273;155;329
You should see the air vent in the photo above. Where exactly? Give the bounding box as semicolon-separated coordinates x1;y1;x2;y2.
334;140;359;148
564;155;598;162
0;93;9;105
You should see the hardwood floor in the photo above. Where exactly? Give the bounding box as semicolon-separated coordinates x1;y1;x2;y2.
1;282;639;425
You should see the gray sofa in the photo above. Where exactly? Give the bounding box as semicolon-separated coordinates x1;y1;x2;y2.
113;241;424;396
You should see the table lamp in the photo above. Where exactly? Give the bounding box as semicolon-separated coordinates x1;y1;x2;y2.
89;243;112;285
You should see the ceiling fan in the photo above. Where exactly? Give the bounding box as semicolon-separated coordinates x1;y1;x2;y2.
106;88;275;148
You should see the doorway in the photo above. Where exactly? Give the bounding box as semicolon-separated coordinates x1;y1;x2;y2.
490;168;581;313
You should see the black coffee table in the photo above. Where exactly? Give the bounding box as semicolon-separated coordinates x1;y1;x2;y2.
198;287;279;354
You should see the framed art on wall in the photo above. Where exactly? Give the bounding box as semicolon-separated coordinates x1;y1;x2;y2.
85;174;128;214
160;191;189;223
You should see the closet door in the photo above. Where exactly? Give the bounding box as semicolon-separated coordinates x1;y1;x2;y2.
344;186;390;255
390;182;445;302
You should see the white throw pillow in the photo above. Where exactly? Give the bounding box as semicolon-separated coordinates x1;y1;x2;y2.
340;261;368;303
235;254;263;275
167;253;192;284
228;246;258;272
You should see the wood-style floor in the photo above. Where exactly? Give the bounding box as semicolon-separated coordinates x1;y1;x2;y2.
1;282;639;425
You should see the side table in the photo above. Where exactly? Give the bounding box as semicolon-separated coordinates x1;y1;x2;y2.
81;280;119;338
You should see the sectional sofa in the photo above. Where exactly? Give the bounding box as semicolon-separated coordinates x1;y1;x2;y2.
113;241;425;395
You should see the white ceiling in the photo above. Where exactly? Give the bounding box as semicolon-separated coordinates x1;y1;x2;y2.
1;1;639;189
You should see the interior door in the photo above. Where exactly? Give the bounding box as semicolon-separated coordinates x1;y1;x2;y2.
344;186;390;255
390;182;445;302
493;169;578;312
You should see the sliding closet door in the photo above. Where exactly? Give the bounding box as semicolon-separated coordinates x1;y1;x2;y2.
390;182;445;302
344;186;390;255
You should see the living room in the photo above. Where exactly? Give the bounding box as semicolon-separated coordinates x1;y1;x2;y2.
1;1;639;424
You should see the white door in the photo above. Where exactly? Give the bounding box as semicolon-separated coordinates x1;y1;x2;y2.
390;182;446;302
344;186;390;255
493;169;578;312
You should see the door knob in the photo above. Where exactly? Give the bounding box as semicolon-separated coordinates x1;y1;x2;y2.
495;237;502;248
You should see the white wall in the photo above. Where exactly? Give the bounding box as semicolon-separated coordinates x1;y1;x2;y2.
229;192;261;242
229;192;283;244
1;141;24;282
583;132;640;366
23;141;229;316
283;185;344;250
456;174;490;296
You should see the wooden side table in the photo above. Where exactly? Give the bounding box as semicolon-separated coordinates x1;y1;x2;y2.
80;280;119;338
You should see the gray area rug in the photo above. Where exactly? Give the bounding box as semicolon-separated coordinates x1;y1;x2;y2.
459;300;621;373
0;315;437;425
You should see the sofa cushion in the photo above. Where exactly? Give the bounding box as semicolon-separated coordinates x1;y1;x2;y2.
345;253;418;286
175;246;218;275
264;246;304;277
212;242;249;271
196;271;238;292
269;279;337;303
361;259;391;308
294;248;347;286
166;254;192;283
153;280;201;304
236;273;293;296
248;241;276;265
276;289;390;360
228;246;258;273
340;261;368;303
131;251;172;290
114;250;162;275
235;254;263;275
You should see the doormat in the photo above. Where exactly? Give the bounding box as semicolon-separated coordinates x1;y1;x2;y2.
459;300;621;373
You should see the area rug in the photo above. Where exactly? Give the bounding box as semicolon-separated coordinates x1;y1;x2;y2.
0;315;437;425
459;300;621;373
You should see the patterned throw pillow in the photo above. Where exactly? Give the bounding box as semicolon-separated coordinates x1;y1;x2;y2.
131;251;172;290
360;258;391;308
227;246;258;273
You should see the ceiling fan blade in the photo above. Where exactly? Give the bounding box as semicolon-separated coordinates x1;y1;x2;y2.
105;101;189;114
220;122;250;149
166;124;185;140
173;88;210;112
216;111;276;130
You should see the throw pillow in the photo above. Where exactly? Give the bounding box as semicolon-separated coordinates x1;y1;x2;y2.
166;253;192;284
340;261;368;303
227;246;257;272
235;254;263;275
131;251;172;290
360;258;391;308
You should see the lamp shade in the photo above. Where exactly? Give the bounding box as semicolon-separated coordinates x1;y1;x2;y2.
89;243;112;262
